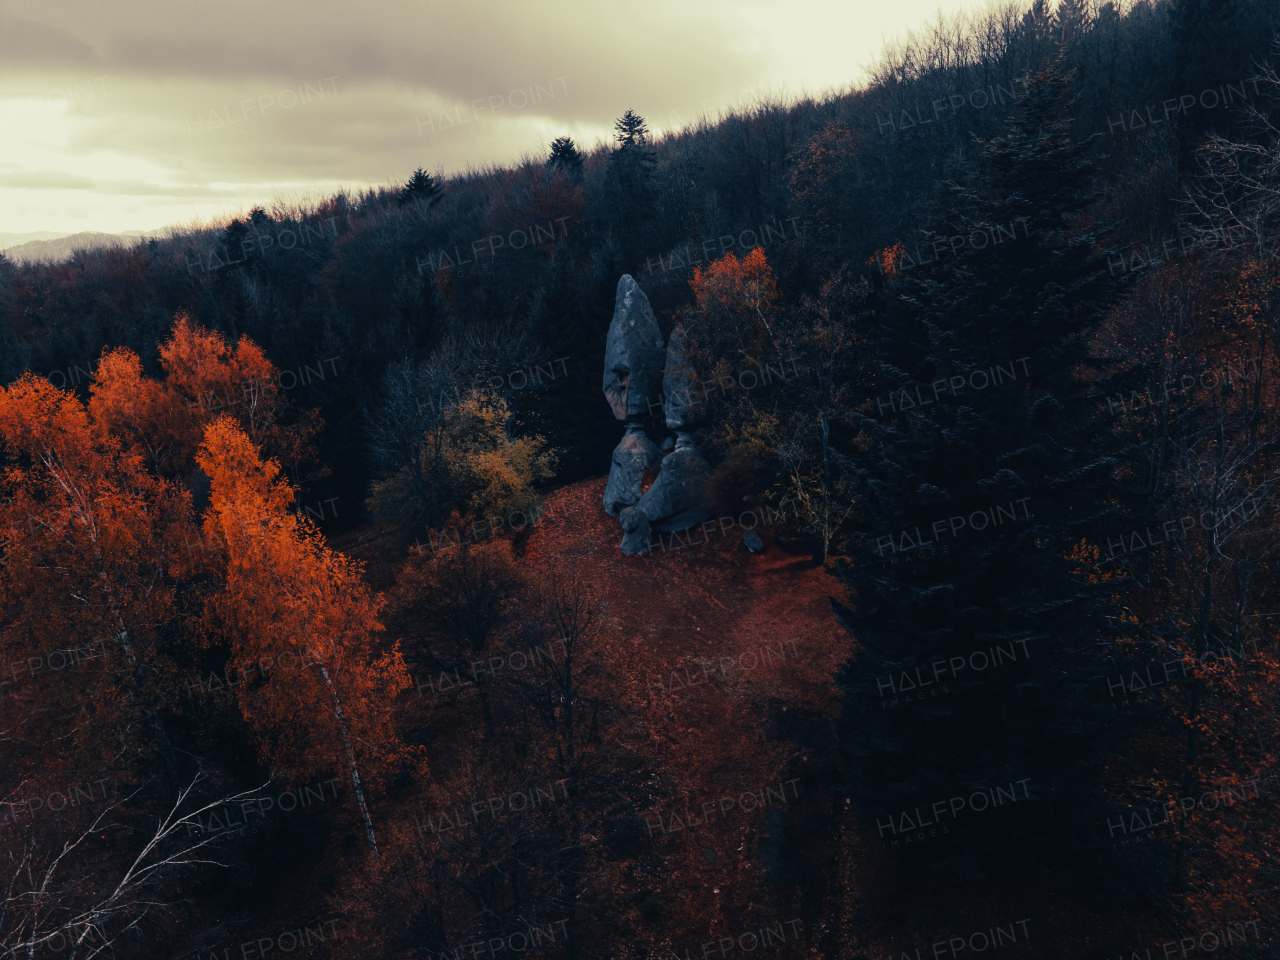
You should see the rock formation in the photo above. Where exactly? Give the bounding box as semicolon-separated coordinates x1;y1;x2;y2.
602;277;713;552
602;275;666;546
634;435;712;532
603;421;658;517
618;506;652;555
602;275;665;420
659;324;698;431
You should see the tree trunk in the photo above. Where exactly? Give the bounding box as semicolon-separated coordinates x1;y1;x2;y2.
111;622;179;783
1176;556;1214;889
562;657;580;960
318;662;380;866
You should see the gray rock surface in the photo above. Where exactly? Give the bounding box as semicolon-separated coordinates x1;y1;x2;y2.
661;325;700;430
744;531;764;553
619;506;652;554
602;275;665;420
601;275;717;548
636;435;713;532
603;422;659;517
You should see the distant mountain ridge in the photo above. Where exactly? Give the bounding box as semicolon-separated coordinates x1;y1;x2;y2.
1;230;167;263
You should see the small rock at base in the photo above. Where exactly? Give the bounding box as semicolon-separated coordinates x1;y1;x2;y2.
744;531;764;553
619;506;653;554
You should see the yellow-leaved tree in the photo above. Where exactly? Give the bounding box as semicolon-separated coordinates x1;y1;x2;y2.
443;392;558;521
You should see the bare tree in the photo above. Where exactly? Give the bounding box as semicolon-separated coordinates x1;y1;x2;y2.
504;573;648;960
401;542;522;738
1151;422;1279;889
1184;52;1280;254
365;347;468;529
0;773;267;960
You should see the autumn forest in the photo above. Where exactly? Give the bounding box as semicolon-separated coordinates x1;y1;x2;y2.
3;0;1280;957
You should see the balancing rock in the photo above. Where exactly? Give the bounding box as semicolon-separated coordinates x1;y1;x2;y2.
603;421;659;517
602;275;666;420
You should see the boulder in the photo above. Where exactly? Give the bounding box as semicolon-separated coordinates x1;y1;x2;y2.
744;531;764;553
602;275;666;420
662;325;700;430
636;434;713;532
603;422;659;517
619;506;652;555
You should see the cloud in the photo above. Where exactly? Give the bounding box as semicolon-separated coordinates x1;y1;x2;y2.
0;0;988;233
0;0;768;120
0;170;96;190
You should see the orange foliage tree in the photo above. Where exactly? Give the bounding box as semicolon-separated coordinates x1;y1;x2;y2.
0;373;199;778
867;241;905;280
196;416;417;864
688;247;781;358
87;346;190;478
90;312;323;484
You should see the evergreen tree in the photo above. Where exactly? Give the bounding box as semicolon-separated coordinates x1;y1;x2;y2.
613;109;650;148
398;167;444;208
1166;0;1270;162
834;63;1149;891
530;247;607;480
217;217;253;271
1020;0;1055;45
546;136;584;180
606;111;657;266
1055;0;1090;44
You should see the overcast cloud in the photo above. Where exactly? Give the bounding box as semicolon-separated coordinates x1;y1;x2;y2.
0;0;991;234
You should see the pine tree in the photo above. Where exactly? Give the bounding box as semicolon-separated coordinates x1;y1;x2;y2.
1055;0;1090;45
217;217;253;271
1167;0;1264;162
529;249;604;478
546;136;584;180
834;63;1148;889
1020;0;1054;44
398;167;444;208
606;112;657;266
613;109;649;148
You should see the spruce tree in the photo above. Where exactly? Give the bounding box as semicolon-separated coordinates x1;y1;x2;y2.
398;167;443;208
546;136;584;180
607;111;657;265
834;63;1148;891
613;109;650;148
1055;0;1091;44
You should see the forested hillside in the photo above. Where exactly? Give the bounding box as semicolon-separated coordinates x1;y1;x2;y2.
2;0;1280;956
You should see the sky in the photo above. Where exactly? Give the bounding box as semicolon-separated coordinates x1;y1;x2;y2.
0;0;995;236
